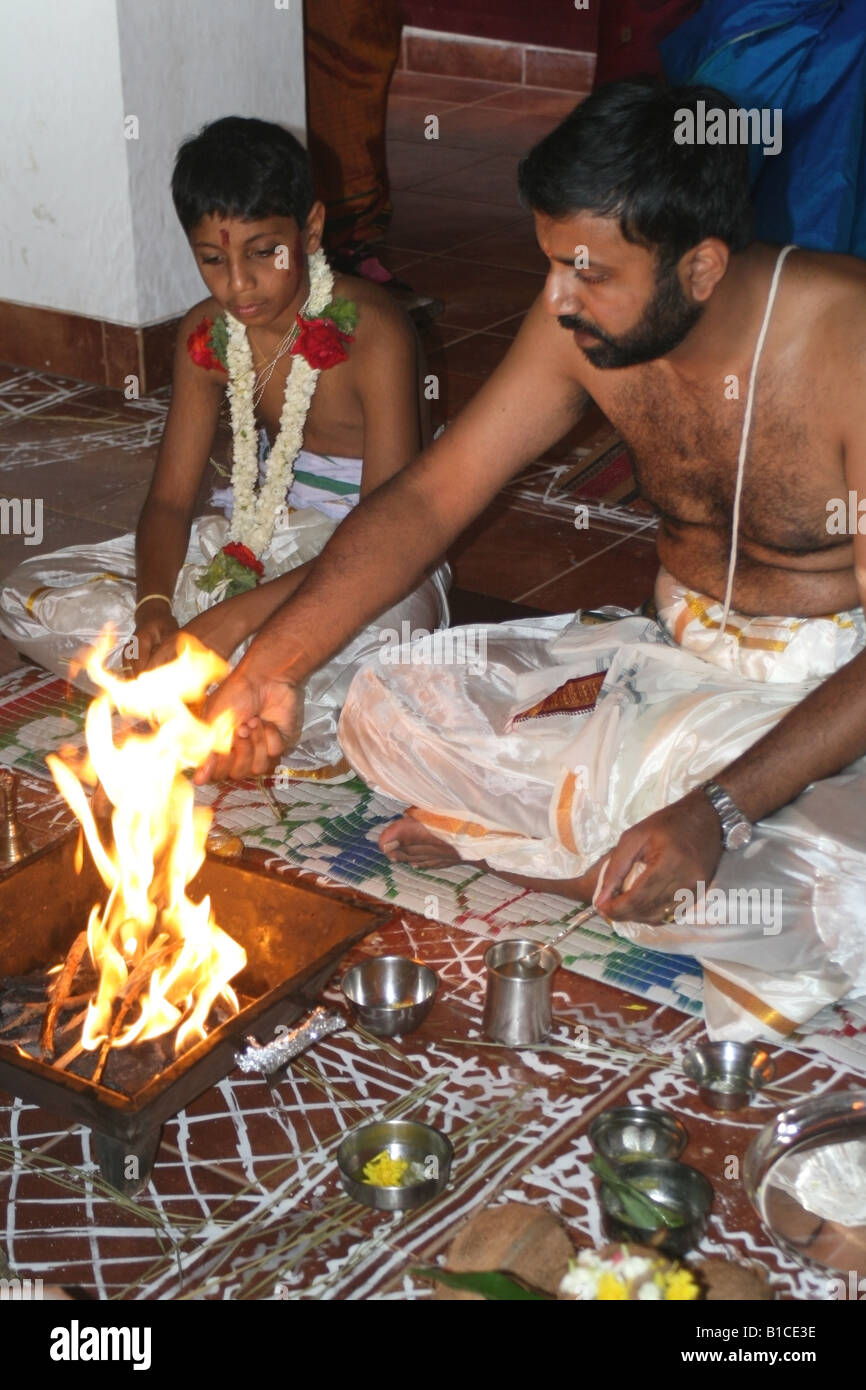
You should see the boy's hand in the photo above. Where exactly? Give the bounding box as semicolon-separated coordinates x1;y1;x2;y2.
131;603;180;675
193;666;304;784
143;600;251;672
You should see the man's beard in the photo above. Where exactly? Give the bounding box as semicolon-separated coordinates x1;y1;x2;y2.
560;261;703;369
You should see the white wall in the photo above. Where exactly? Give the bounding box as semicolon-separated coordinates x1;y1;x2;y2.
0;0;139;323
117;0;307;324
0;0;307;327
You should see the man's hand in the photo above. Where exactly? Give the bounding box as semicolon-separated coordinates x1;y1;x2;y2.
193;664;305;784
592;789;723;924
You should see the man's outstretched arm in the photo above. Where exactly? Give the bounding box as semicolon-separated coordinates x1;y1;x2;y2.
197;296;588;780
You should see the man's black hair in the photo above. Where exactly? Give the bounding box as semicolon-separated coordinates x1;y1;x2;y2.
172;116;315;234
518;79;753;266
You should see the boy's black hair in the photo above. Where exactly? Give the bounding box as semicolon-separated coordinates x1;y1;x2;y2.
171;116;315;234
518;79;753;266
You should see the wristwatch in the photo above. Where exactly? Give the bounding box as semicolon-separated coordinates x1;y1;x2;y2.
699;780;753;850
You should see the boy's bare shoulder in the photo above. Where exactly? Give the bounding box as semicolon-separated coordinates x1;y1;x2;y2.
332;273;415;348
174;297;229;384
178;295;225;337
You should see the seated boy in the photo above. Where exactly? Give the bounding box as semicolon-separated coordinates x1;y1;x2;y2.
0;117;449;778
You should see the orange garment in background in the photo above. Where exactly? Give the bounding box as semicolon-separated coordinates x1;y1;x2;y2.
304;0;403;252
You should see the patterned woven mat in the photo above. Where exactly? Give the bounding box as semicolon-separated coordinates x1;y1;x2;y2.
3;663;865;1064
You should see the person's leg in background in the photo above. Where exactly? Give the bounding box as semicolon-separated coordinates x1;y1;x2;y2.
304;0;442;316
305;0;400;261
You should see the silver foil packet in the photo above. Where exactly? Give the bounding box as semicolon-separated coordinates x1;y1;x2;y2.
234;1006;345;1076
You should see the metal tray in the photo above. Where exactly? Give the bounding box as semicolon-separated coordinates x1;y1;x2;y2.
744;1088;866;1278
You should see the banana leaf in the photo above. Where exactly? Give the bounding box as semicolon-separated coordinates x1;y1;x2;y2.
591;1154;685;1229
412;1266;551;1300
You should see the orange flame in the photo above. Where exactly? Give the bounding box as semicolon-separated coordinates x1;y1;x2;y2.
47;631;246;1054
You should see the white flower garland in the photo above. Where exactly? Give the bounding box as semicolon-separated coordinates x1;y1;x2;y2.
224;248;333;558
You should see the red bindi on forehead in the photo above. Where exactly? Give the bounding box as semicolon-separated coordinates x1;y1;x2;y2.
219;228;230;248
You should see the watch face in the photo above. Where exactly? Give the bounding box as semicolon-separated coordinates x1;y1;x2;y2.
727;821;753;850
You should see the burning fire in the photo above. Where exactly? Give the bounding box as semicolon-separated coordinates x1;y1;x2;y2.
46;632;246;1055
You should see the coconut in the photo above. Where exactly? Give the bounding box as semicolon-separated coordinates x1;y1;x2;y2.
694;1257;774;1300
433;1202;573;1300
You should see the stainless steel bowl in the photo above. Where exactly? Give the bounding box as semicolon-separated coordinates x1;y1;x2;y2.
341;956;437;1036
599;1158;713;1258
337;1119;453;1211
744;1088;866;1279
683;1040;775;1110
590;1105;688;1163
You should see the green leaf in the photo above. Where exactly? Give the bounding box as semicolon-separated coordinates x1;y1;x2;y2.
207;313;229;369
320;296;358;335
411;1266;551;1300
195;551;259;597
590;1154;685;1230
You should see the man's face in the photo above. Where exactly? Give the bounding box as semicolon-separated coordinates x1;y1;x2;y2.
189;213;311;329
534;210;703;368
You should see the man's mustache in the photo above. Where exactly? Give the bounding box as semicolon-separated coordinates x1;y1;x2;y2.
558;315;605;339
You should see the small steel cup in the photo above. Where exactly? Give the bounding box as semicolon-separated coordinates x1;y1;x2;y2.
483;938;560;1047
590;1105;688;1164
598;1158;713;1258
683;1041;775;1111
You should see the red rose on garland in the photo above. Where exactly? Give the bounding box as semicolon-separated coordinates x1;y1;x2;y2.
186;317;227;373
222;541;264;576
291;314;353;370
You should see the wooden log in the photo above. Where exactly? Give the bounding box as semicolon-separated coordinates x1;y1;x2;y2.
40;931;89;1060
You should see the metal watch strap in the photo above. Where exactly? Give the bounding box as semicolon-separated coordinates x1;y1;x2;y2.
699;780;753;850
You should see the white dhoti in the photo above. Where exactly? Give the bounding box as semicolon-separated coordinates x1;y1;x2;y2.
339;569;866;1040
0;501;450;779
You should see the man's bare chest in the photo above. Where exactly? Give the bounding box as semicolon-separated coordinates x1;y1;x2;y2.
596;370;840;553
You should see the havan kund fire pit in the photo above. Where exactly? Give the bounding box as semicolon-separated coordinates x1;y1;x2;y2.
0;634;387;1191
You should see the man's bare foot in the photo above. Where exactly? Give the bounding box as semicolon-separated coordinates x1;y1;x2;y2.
378;816;464;869
378;813;605;907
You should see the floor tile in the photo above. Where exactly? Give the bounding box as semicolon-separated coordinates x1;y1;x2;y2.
449;499;614;603
484;312;527;338
0;509;125;581
85;480;152;530
387;254;542;330
429;370;483;429
387;139;490;192
416;321;473;358
519;532;660;611
0;445;154;519
409;153;524;210
449;218;547;275
386;96;459;145
474;87;583;118
383;191;527;254
431;104;563;154
448;587;545;625
389;72;515;104
427;331;514;381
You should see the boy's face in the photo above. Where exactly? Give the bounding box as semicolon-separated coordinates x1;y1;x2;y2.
189;202;325;330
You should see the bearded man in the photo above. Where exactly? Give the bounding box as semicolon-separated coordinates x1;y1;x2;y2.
198;81;866;1041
